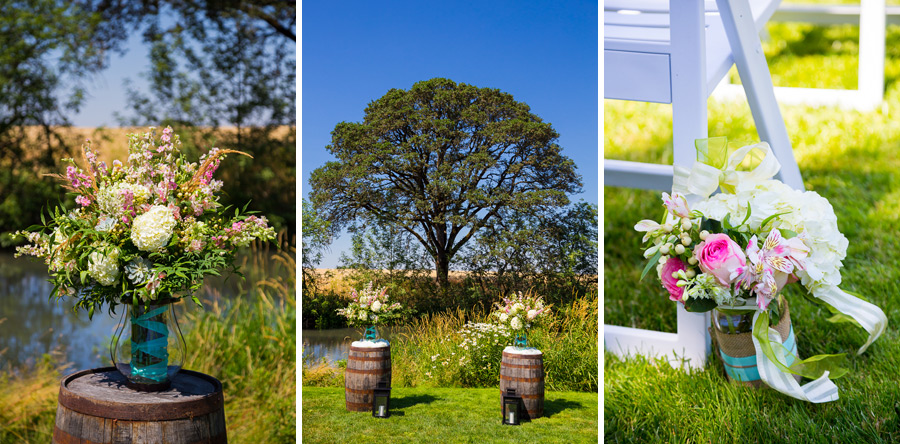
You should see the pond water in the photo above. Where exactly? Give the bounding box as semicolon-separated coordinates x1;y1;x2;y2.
301;326;402;366
0;251;274;372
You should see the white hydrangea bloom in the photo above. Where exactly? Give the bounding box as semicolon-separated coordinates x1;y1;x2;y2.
88;248;120;286
499;313;509;323
131;205;177;251
693;179;847;292
510;317;522;330
371;301;382;312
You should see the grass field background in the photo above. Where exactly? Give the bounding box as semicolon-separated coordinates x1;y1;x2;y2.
604;18;900;444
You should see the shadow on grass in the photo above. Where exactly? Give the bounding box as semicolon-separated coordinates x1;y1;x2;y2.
392;394;439;410
542;398;586;418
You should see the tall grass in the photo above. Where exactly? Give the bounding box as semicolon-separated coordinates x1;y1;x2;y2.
302;289;598;392
0;238;296;444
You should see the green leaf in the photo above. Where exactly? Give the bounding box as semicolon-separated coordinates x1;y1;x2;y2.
700;217;722;233
781;229;798;239
759;211;791;230
683;297;717;313
640;249;663;281
739;205;752;226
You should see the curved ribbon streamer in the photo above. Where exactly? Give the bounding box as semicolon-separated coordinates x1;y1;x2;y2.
673;138;783;199
751;311;839;403
813;286;887;355
131;305;170;382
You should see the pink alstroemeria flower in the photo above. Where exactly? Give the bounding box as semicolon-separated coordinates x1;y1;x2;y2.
662;192;691;218
734;229;807;309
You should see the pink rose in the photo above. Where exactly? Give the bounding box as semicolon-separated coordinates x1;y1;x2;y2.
660;257;687;302
694;233;746;286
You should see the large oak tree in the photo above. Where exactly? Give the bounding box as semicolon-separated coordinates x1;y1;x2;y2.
310;78;582;289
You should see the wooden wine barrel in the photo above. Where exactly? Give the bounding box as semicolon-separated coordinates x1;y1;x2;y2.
53;367;226;444
345;342;391;412
499;348;544;420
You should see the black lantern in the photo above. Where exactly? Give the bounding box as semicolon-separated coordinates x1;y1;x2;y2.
502;387;521;425
372;381;391;418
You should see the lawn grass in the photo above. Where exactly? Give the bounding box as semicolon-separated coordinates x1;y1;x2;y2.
301;386;598;444
604;18;900;444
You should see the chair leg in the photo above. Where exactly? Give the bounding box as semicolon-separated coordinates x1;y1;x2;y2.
717;0;804;191
670;0;709;173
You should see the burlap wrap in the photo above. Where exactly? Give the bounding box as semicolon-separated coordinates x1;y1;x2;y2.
713;300;801;387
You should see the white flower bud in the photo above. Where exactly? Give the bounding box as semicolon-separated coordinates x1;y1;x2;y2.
688;256;698;265
699;230;709;240
685;269;696;278
676;280;687;288
674;244;686;255
658;255;669;265
681;219;692;231
660;244;670;254
662;224;674;233
681;237;691;246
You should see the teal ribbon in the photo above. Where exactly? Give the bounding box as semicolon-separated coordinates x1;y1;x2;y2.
364;326;378;341
131;305;169;382
721;327;796;382
514;333;527;348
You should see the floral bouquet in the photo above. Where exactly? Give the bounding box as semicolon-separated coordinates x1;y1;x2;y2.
491;291;551;348
336;282;403;342
15;126;276;389
635;137;886;402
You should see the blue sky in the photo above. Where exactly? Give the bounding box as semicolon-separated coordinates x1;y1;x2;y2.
302;0;599;268
70;32;150;127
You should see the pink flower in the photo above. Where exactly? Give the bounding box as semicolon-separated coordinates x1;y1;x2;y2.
660;257;687;302
75;195;91;207
662;192;691;218
694;233;745;287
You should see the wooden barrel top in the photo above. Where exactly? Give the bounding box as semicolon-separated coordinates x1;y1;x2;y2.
58;367;224;421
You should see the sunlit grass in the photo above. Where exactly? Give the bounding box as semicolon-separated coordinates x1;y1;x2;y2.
604;20;900;442
302;386;598;444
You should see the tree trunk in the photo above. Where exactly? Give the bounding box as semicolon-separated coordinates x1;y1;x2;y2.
435;253;450;290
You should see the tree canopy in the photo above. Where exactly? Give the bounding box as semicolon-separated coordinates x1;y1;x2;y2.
310;78;582;288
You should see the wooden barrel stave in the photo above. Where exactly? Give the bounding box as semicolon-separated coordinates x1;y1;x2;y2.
52;367;226;444
345;344;391;412
499;350;544;420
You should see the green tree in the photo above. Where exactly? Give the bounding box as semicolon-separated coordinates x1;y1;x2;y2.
462;201;598;302
301;198;331;290
0;0;129;238
310;78;582;289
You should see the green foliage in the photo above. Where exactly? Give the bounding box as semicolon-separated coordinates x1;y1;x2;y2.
304;293;598;393
310;78;582;287
302;386;598;444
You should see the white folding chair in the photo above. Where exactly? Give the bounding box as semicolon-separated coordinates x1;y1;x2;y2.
715;0;889;110
604;0;804;368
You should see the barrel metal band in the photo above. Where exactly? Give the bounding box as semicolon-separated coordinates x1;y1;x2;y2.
344;368;392;375
499;375;542;383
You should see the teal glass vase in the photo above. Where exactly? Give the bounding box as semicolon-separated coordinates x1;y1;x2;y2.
111;299;186;391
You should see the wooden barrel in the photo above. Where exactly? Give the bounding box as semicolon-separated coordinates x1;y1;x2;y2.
54;367;226;444
345;342;391;412
500;348;544;420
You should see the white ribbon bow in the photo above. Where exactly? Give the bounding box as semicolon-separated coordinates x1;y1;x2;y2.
673;142;782;199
